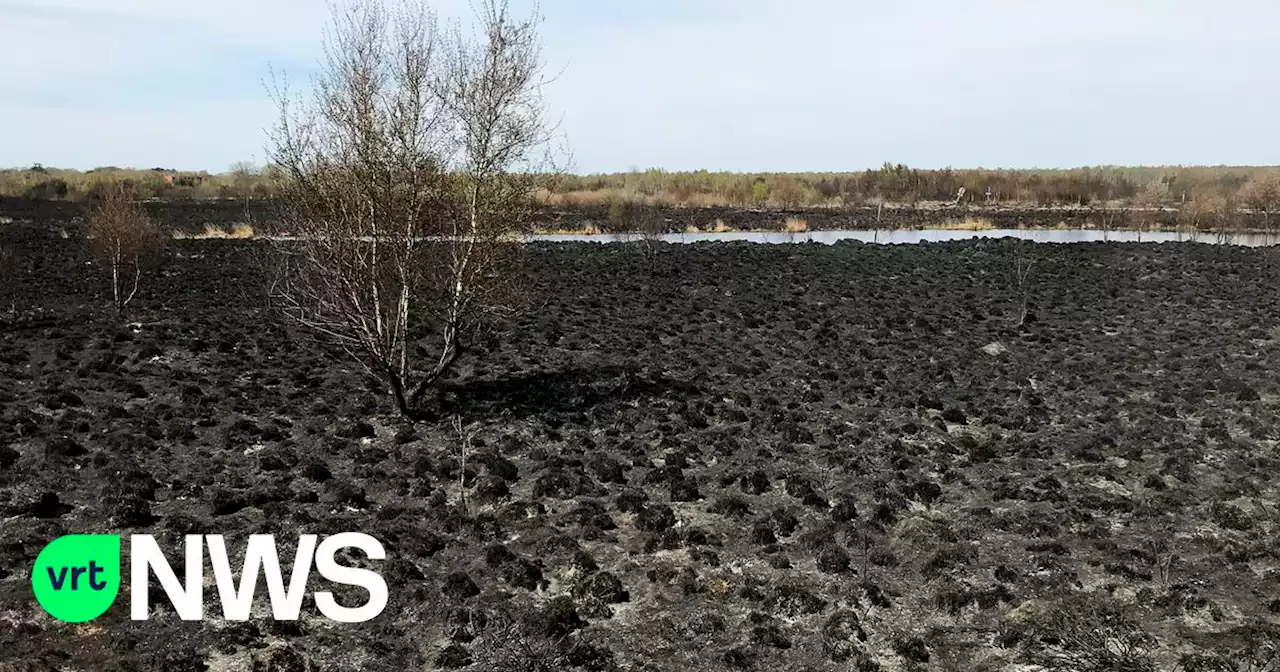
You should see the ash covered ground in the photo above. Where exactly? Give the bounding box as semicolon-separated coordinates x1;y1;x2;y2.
4;219;1280;671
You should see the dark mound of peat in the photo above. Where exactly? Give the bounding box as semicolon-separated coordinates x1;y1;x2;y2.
4;230;1280;670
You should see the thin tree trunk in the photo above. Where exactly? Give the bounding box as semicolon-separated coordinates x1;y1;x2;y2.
397;282;410;383
112;256;121;315
408;340;460;409
386;364;411;417
122;260;141;314
406;180;480;411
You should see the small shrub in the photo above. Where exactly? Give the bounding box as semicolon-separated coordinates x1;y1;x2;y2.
86;183;160;316
1210;501;1254;531
1014;594;1156;672
607;198;636;231
893;636;930;664
817;545;852;573
467;613;596;672
1177;622;1280;672
174;223;255;240
770;176;811;208
1181;193;1233;231
23;178;69;200
783;217;809;233
751;180;770;205
709;493;751;518
1240;176;1280;229
939;217;994;231
632;204;666;262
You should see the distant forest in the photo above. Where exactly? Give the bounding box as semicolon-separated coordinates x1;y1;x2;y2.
4;163;1280;214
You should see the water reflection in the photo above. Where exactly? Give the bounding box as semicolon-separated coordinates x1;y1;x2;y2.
527;229;1280;247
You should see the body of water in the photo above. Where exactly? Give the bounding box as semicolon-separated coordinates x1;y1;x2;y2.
528;229;1280;247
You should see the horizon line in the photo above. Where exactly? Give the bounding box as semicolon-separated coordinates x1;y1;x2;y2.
7;163;1280;177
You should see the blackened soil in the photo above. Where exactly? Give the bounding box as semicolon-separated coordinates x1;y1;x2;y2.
3;195;1256;236
5;225;1280;671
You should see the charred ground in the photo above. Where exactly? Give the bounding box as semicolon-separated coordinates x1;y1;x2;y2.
3;196;1270;236
4;217;1280;671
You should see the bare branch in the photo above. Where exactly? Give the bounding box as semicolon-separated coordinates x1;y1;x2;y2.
85;183;159;318
269;0;555;418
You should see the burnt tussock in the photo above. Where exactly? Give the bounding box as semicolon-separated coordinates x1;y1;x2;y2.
4;216;1280;670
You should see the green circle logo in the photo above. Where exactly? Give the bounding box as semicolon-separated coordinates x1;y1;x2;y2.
32;535;121;623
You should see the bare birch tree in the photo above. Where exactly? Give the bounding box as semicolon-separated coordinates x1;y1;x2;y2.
269;0;554;418
1241;175;1280;232
1099;202;1129;242
426;0;555;390
1130;187;1158;239
86;184;158;317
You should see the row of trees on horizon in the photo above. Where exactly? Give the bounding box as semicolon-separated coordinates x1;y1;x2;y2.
3;163;1280;213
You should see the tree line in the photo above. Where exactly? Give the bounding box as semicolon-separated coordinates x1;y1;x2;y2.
7;163;1280;213
549;165;1280;211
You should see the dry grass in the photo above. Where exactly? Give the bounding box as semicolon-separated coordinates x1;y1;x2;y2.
540;188;638;207
681;192;734;208
540;188;734;209
938;217;994;231
685;225;701;234
783;217;809;233
173;223;256;240
712;219;733;233
535;222;602;235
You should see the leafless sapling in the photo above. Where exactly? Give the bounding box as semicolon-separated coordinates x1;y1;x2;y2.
1180;192;1231;239
1242;175;1280;234
1144;535;1176;587
1100;202;1130;242
1131;184;1167;241
632;203;666;266
1010;240;1036;327
86;183;158;317
452;414;478;515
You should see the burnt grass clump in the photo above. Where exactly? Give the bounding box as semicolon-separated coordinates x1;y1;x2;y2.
5;217;1280;670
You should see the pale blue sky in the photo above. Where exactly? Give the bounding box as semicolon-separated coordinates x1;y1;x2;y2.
2;0;1278;173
